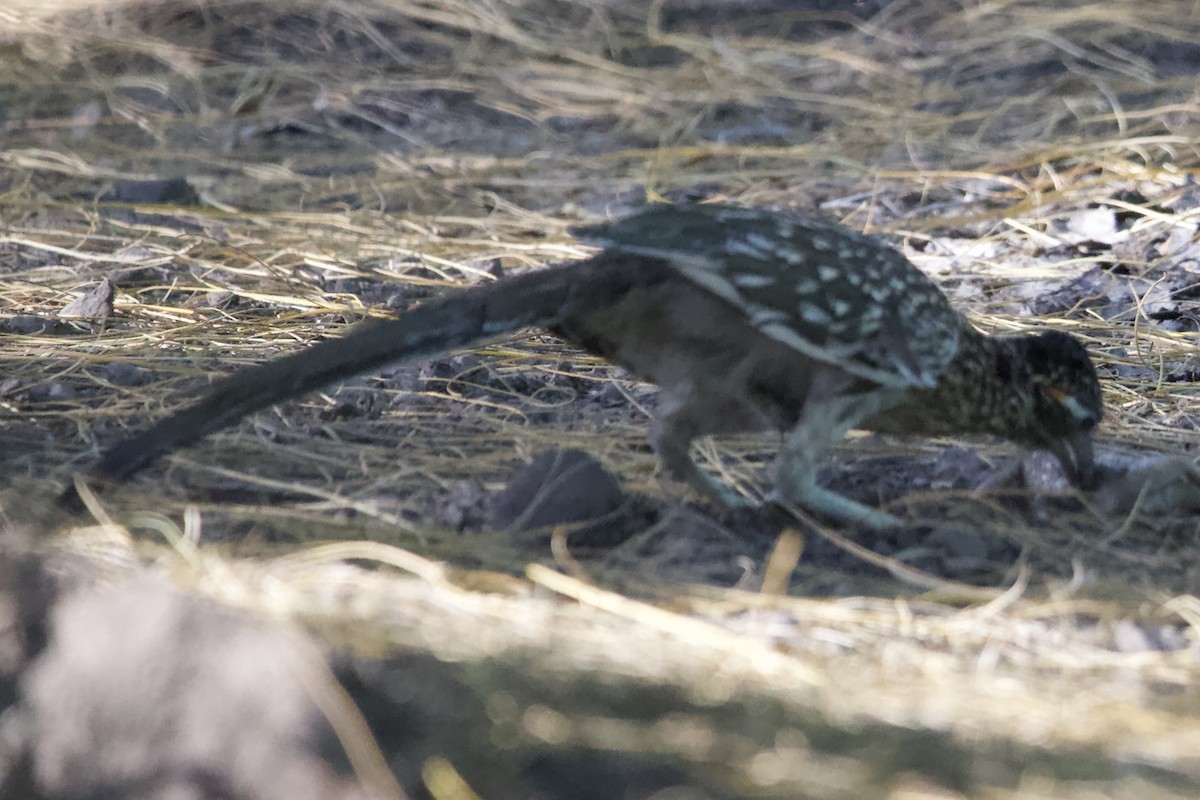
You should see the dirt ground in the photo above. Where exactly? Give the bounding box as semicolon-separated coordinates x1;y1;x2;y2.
3;0;1200;798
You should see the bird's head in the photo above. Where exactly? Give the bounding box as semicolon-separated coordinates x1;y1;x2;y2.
1014;331;1103;489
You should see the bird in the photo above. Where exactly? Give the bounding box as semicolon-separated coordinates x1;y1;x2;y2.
70;204;1103;528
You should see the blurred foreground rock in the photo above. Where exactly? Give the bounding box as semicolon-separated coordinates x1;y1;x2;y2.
0;544;373;800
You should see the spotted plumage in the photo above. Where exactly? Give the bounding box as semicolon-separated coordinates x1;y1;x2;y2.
573;205;959;389
74;204;1104;528
575;205;1101;524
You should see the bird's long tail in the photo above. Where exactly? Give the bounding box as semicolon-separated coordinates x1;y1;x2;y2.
83;255;647;486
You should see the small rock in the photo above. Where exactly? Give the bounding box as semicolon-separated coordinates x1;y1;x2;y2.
929;446;991;489
100;363;149;387
59;278;115;320
1152;625;1189;651
44;383;76;401
4;315;65;335
19;578;363;800
489;449;626;532
435;480;489;531
1093;455;1200;518
100;176;202;206
204;290;236;309
384;286;428;312
1019;450;1072;493
1112;621;1154;653
1063;206;1119;244
382;365;426;394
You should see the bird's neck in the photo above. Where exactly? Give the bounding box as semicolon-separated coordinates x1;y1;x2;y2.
866;327;1032;438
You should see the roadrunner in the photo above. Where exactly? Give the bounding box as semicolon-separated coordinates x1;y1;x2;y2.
76;204;1103;527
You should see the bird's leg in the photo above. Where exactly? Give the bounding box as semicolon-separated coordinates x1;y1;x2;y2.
772;385;907;529
652;412;755;509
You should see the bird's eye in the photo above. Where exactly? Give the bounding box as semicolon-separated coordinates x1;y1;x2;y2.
1078;415;1097;432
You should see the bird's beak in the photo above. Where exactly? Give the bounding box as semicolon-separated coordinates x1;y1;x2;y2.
1046;431;1098;490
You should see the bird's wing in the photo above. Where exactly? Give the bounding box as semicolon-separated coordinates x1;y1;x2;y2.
574;205;960;389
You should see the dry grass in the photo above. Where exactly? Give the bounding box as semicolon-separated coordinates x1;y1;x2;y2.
5;0;1200;795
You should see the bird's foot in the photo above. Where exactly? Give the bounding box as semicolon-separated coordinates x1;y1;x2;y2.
767;483;903;530
682;469;758;510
